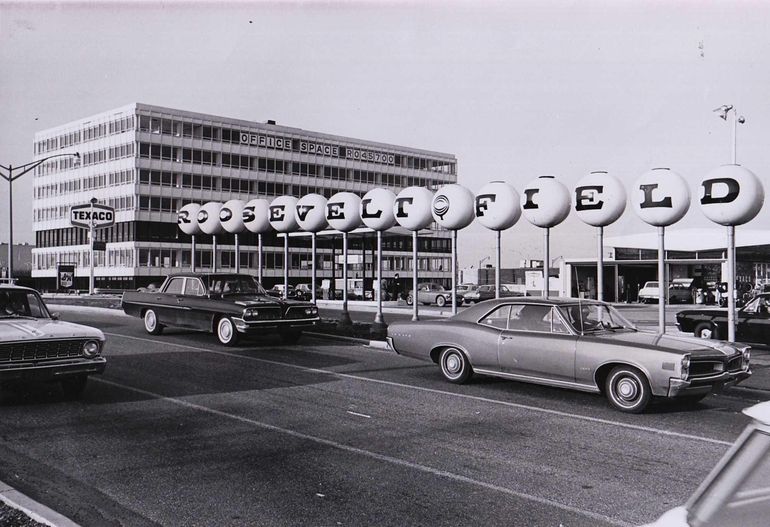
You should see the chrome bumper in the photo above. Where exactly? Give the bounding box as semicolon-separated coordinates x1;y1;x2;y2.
668;369;752;397
0;357;107;381
385;336;397;354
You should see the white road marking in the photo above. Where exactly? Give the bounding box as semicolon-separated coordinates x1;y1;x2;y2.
93;376;631;527
104;331;733;447
346;411;372;419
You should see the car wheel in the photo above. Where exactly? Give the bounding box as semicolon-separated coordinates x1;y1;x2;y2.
280;331;302;344
439;347;473;384
143;309;164;335
436;296;447;307
61;375;88;399
406;295;413;306
216;317;239;346
694;322;715;340
605;366;651;413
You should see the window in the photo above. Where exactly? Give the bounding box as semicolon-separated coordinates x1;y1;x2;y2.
479;305;511;329
165;277;184;294
184;278;205;296
507;305;553;332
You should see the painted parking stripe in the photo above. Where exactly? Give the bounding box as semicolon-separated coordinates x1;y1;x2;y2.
104;331;734;447
94;376;630;527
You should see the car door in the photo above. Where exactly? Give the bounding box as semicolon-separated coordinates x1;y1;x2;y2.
176;277;210;330
736;296;770;344
497;304;578;383
155;276;185;325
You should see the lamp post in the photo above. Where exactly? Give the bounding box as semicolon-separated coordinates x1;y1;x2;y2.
0;152;80;282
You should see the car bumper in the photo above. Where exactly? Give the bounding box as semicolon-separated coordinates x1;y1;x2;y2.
668;369;752;397
386;336;397;354
233;317;319;334
0;357;107;382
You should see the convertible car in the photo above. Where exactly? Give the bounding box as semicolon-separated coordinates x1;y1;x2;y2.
387;297;751;413
677;293;770;345
122;273;319;345
1;284;106;397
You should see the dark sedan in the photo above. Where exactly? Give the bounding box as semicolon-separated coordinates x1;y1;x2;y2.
122;273;319;345
676;293;770;345
388;297;751;413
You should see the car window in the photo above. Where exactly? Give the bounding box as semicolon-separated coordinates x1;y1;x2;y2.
165;277;184;294
479;305;511;329
0;290;48;318
184;279;205;296
508;305;552;332
546;307;571;334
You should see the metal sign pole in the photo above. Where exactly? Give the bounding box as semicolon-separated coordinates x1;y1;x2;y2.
235;233;240;273
89;198;95;295
311;232;317;303
283;234;289;300
543;228;550;298
597;226;604;302
412;230;419;321
658;226;666;334
191;235;196;272
212;235;218;273
451;230;458;314
373;230;385;327
258;233;263;284
728;226;736;342
495;230;501;299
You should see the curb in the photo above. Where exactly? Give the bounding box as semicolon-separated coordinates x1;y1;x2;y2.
0;479;79;527
306;331;391;351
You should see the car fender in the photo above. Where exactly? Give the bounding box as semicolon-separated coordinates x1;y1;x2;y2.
429;342;471;365
592;359;658;395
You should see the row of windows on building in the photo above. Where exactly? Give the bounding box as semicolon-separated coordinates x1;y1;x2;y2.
35;142;135;177
35;116;136;154
136;115;455;174
33;195;135;223
34;169;136;199
34;246;451;274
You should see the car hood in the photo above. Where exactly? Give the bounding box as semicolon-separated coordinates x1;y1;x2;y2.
590;330;739;357
224;293;311;307
677;307;727;317
0;318;104;342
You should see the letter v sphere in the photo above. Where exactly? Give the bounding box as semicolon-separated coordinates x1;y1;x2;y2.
295;193;329;303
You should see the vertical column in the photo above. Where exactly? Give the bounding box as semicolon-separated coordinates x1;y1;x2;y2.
543;228;550;298
412;231;419;321
658;226;666;334
597;226;604;302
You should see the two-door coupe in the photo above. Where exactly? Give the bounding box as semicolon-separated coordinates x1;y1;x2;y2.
677;293;770;345
1;284;106;398
387;297;751;413
122;273;319;345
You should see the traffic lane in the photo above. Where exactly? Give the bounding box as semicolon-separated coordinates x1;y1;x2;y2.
62;307;755;446
6;312;750;525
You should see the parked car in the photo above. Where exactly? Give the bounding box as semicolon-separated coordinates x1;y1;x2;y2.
638;280;692;304
643;400;770;526
387;297;751;413
406;282;462;307
676;293;770;344
267;284;296;299
455;283;478;296
669;278;696;304
122;273;319;345
462;283;526;304
294;283;313;301
0;284;106;398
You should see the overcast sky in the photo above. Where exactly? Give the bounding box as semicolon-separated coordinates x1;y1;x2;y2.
2;0;769;268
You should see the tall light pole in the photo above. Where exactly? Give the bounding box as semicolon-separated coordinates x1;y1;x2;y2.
0;152;80;282
713;104;746;342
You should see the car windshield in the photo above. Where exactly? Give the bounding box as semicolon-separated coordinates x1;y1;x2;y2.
645;282;659;288
208;276;267;295
560;303;637;333
0;289;50;319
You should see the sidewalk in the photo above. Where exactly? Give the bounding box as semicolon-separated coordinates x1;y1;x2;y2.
42;295;770;399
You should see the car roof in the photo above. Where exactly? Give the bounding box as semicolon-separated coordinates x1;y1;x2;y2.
452;296;602;321
0;284;37;293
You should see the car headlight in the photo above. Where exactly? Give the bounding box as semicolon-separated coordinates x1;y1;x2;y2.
243;308;259;320
742;348;751;371
680;354;690;380
304;307;318;316
82;340;101;357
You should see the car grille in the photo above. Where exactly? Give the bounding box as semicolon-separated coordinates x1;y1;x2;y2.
0;339;85;363
285;307;312;319
257;308;281;320
690;355;744;378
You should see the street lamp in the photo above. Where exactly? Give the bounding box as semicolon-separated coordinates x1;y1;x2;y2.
0;152;80;282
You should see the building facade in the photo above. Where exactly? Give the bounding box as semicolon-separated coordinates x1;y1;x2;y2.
31;103;456;291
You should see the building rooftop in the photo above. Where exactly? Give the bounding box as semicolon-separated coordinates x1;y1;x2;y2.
605;228;770;252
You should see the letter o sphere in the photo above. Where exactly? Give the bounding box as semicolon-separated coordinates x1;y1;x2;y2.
326;192;362;233
632;168;690;227
475;181;521;231
431;184;475;230
573;171;626;227
220;199;246;234
295;193;329;233
360;188;397;231
243;199;272;234
178;203;202;235
520;175;571;228
699;165;764;226
394;186;434;231
198;202;225;235
269;196;300;233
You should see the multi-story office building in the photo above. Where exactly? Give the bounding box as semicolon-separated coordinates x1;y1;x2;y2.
31;103;457;292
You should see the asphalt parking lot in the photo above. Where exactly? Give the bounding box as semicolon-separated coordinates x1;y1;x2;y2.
1;304;767;526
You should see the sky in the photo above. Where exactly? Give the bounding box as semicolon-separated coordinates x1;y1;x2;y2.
2;0;770;269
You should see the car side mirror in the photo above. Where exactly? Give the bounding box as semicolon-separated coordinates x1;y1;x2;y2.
50;312;60;320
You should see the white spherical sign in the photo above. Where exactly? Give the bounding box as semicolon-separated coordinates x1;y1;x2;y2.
475;181;521;231
326;192;362;232
178;203;202;235
394;186;434;231
699;164;764;226
632;168;690;227
242;199;272;234
573;171;627;227
520;176;571;228
431;184;475;230
295;193;329;233
360;188;397;231
219;199;246;234
197;202;224;235
269;196;300;233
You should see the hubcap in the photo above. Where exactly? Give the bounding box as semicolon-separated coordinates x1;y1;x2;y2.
445;353;461;374
220;320;232;341
146;311;155;329
700;329;712;339
616;377;639;401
